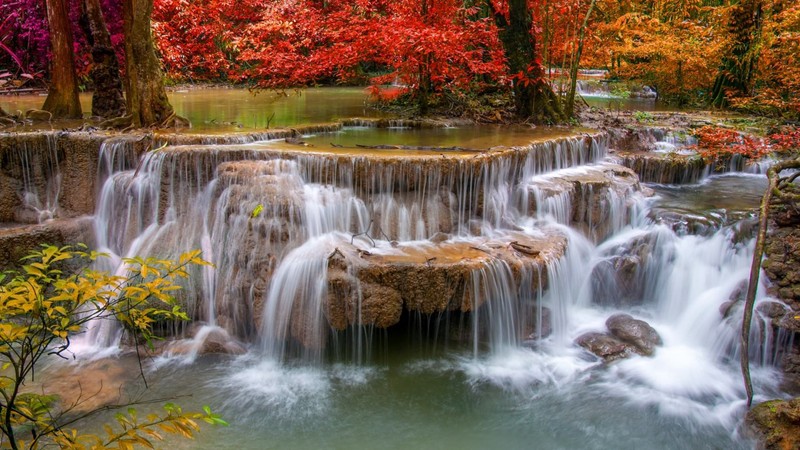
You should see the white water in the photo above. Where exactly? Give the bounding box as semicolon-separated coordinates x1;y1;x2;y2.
70;128;787;447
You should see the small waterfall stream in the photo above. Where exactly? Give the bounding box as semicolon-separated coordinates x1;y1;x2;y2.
72;127;786;447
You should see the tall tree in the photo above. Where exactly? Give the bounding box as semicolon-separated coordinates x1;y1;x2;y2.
84;0;126;118
565;0;597;118
42;0;82;119
710;0;763;108
122;0;175;127
492;0;565;123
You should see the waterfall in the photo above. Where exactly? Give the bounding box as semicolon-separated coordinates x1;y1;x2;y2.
76;127;784;409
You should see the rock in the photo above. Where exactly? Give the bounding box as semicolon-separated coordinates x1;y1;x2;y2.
605;313;662;356
195;328;247;355
575;332;636;362
757;301;788;319
719;300;738;318
591;233;655;306
744;398;800;450
430;232;450;243
524;306;552;340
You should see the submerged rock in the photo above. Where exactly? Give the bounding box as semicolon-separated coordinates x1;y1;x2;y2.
605;313;662;356
745;398;800;450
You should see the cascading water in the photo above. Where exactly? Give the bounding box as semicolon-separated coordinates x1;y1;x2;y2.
73;126;787;448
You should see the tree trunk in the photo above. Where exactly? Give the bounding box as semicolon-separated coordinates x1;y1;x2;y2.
711;0;763;108
42;0;82;119
85;0;126;118
493;0;564;123
565;0;596;118
123;0;175;127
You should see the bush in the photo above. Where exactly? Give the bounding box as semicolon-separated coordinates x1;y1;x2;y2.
0;245;225;449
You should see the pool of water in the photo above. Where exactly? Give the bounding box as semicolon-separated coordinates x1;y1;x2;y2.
650;173;768;215
61;344;756;450
292;125;581;151
0;87;385;131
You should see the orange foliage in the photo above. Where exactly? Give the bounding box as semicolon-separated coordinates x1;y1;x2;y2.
596;6;726;103
729;4;800;119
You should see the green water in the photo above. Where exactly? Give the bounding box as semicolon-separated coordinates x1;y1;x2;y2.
0;87;384;131
66;349;751;450
295;125;578;151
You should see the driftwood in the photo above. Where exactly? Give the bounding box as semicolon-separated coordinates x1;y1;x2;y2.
741;157;800;406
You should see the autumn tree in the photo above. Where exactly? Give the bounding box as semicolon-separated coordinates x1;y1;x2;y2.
492;0;565;122
123;0;176;127
42;0;82;119
565;0;597;118
729;2;800;119
710;0;764;108
598;5;726;105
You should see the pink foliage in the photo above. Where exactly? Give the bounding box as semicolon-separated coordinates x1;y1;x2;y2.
0;0;124;82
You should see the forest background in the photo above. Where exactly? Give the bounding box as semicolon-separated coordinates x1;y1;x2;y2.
0;0;798;122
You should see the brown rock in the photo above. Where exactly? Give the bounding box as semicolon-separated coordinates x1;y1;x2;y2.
605;313;662;356
745;398;800;450
575;332;636;362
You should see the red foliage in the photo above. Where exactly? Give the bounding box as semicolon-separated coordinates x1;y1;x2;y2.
152;0;506;98
691;126;773;161
0;0;50;78
769;127;800;153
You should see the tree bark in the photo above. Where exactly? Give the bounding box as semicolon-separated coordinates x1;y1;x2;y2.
565;0;596;118
42;0;82;119
85;0;126;118
123;0;175;127
493;0;564;123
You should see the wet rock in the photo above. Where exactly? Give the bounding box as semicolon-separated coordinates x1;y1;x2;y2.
591;234;655;307
617;152;707;184
0;217;96;272
605;313;662;356
168;326;247;356
720;281;748;318
757;301;788;320
525;163;647;242
575;332;636;362
744;398;800;450
430;232;450;244
719;301;739;319
524;306;552;340
323;230;565;337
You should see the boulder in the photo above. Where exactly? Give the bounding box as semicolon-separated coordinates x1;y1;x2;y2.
605;313;662;356
575;332;636;362
744;398;800;450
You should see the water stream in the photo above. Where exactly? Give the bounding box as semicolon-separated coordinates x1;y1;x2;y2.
40;123;787;448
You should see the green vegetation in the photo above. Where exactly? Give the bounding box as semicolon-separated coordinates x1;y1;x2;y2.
0;245;224;449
